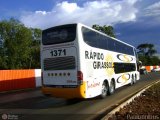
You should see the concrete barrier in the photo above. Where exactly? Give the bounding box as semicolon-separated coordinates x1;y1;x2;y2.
0;69;41;92
35;69;42;87
143;65;160;72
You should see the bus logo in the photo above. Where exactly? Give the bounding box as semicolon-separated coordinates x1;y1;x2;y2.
117;54;133;62
117;74;130;84
105;54;114;77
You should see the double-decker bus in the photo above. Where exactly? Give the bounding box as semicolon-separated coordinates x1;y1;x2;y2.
41;23;140;99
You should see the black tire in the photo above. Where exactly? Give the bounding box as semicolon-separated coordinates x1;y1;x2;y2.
130;75;134;86
108;80;115;95
134;75;137;84
100;82;108;98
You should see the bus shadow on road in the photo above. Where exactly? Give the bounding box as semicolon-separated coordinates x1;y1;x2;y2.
65;98;84;105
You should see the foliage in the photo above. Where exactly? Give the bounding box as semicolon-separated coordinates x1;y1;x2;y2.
137;43;160;65
137;43;157;57
0;18;41;69
92;24;116;38
30;28;41;68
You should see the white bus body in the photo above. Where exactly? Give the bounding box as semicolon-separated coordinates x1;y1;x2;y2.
41;23;140;99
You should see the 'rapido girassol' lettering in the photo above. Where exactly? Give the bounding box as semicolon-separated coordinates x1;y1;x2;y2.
85;51;113;69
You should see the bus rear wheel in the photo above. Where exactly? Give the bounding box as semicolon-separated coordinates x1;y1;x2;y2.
130;75;134;86
108;80;115;95
100;82;108;98
134;74;137;84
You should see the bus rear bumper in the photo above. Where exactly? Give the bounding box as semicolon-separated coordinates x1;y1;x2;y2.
41;82;86;99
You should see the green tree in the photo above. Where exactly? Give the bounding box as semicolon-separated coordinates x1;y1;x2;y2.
137;43;157;57
137;43;159;65
29;28;41;68
0;18;41;69
92;24;116;38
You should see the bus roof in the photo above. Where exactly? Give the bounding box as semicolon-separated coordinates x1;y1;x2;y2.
43;23;135;49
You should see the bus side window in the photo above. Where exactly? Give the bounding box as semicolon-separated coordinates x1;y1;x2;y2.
97;33;107;50
82;27;98;47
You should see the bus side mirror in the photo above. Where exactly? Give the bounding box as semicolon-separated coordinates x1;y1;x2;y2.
138;61;142;68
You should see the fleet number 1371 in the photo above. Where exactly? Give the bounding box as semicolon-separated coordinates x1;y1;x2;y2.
50;49;66;56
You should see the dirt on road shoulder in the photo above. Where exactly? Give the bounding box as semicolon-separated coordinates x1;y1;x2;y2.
108;81;160;120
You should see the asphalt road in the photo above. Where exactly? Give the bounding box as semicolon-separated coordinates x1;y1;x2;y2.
0;72;160;120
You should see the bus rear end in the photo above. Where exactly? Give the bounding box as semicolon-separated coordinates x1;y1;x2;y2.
41;24;86;99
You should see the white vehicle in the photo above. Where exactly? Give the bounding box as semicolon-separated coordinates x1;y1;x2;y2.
151;68;160;72
41;23;140;99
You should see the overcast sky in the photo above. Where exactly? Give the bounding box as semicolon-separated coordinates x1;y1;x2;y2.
0;0;160;54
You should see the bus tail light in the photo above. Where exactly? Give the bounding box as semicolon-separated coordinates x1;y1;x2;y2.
77;71;83;84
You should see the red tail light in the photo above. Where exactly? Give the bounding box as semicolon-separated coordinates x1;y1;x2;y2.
77;71;83;84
